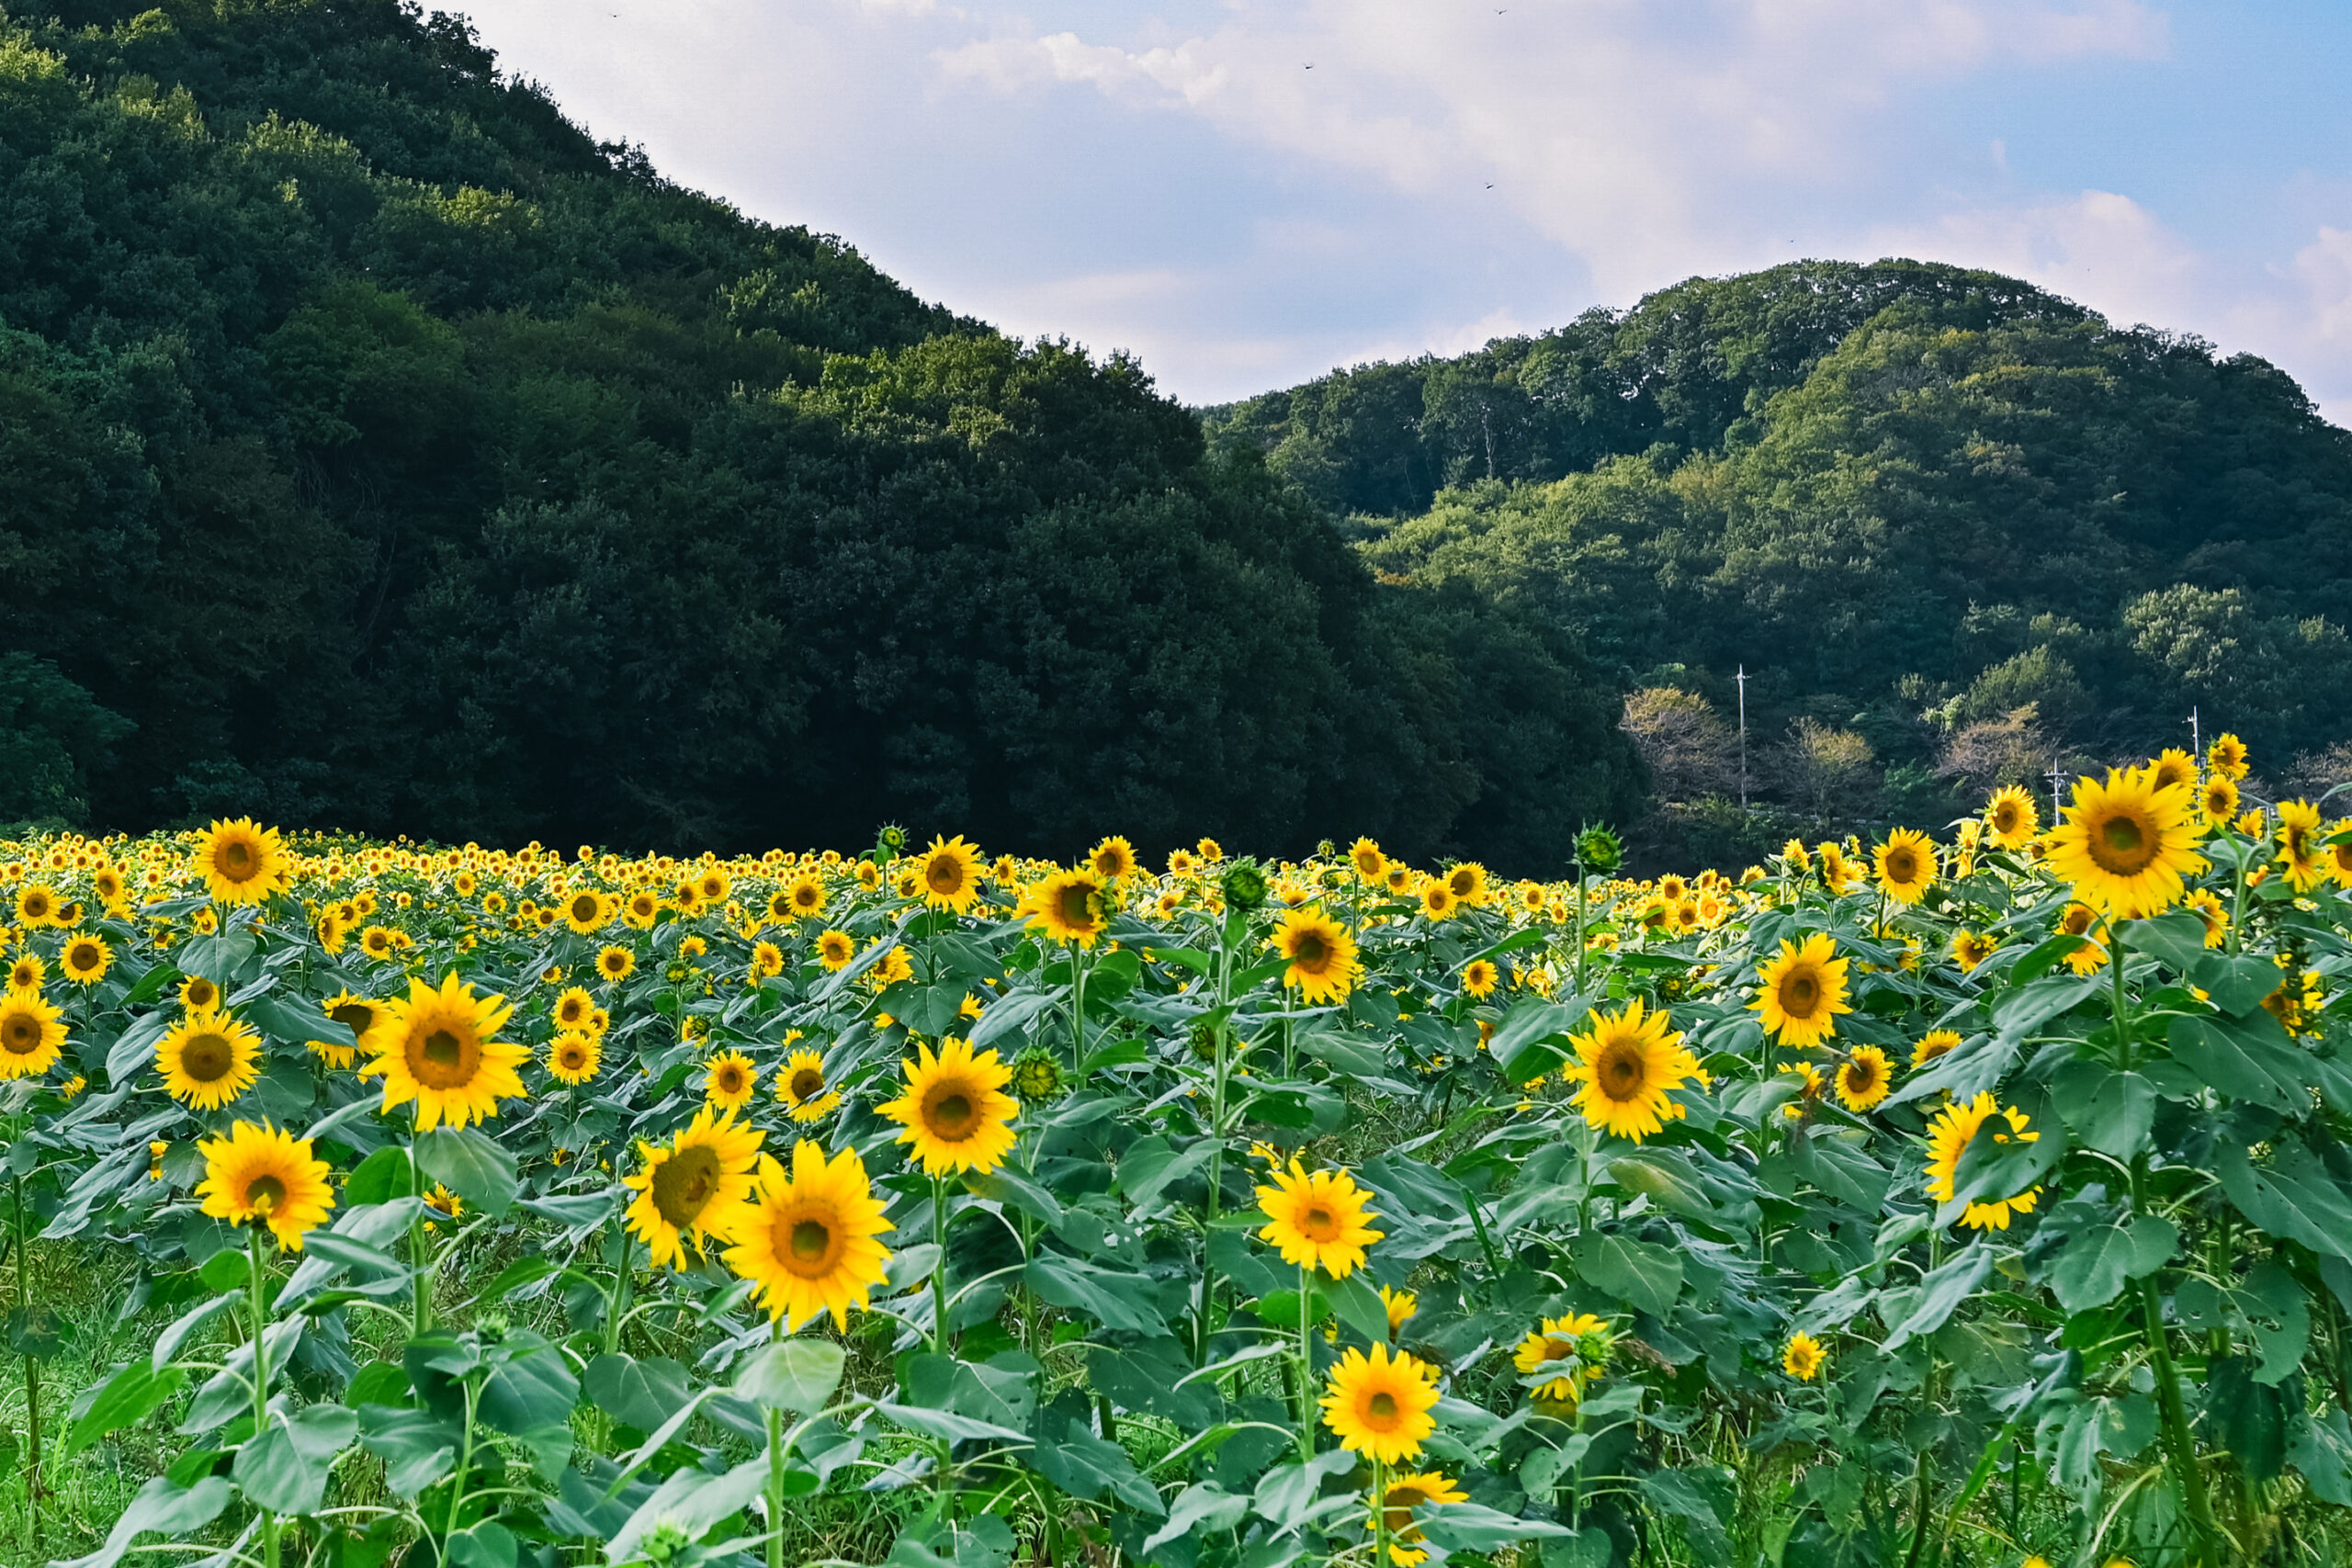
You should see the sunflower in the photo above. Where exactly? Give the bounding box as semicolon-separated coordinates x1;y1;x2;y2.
14;884;60;928
1872;829;1937;904
196;818;288;907
59;932;111;986
1461;959;1498;998
551;986;598;1032
916;836;985;915
1833;1045;1894;1111
815;929;856;971
358;973;529;1132
2185;889;2231;946
1561;998;1700;1142
1751;933;1852;1048
2208;731;2250;780
704;1050;758;1113
866;943;912;989
877;1037;1019;1177
1924;1092;2041;1230
1911;1029;1962;1068
1367;1471;1467;1568
779;1047;842;1122
0;987;66;1079
311;990;387;1070
1017;868;1109;948
1350;838;1386;881
1089;835;1136;882
6;955;41;990
561;887;613;933
782;874;828;919
2199;775;2240;827
751;940;786;979
1781;838;1812;874
595;944;635;984
1419;879;1456;920
1255;1158;1383;1278
2277;800;2327;893
698;868;732;905
723;1141;894;1331
1950;930;1996;974
1817;843;1860;894
1782;1331;1826;1382
1985;786;2040;850
1381;1285;1418;1337
157;1009;262;1109
623;1105;763;1269
1512;1313;1612;1403
2044;767;2207;919
547;1032;602;1085
1268;907;1360;1005
1320;1344;1441;1465
179;975;221;1011
623;889;662;928
2148;748;2199;794
195;1122;334;1251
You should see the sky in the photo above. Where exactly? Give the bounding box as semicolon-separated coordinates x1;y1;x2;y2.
447;0;2352;420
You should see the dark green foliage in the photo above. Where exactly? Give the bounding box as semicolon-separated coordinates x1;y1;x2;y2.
0;0;1638;869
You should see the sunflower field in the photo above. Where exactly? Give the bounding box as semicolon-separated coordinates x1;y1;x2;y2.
0;739;2348;1568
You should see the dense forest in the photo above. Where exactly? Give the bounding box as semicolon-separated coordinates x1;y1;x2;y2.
4;1;2348;873
0;0;1637;869
1207;262;2352;863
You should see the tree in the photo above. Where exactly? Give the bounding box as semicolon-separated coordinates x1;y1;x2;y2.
1619;687;1738;803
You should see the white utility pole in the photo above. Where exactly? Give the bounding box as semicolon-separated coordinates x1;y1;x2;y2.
1736;665;1749;810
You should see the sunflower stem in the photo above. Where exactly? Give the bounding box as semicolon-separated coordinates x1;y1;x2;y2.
764;1319;786;1568
247;1224;279;1568
15;1170;37;1549
408;1120;432;1335
1296;1263;1316;1462
931;1173;952;1358
1371;1455;1390;1568
1194;931;1235;1364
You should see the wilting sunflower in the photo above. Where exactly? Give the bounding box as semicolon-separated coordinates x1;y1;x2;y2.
1985;785;2040;850
877;1037;1019;1177
1320;1344;1441;1464
1090;835;1136;882
814;929;856;972
1950;929;1996;974
916;836;985;915
1782;1331;1826;1382
561;887;613;934
1872;829;1937;904
704;1050;758;1113
595;945;635;983
1017;868;1110;948
1256;1158;1384;1278
310;990;386;1070
723;1141;893;1331
157;1009;262;1110
1367;1472;1467;1568
1512;1313;1612;1403
779;1047;842;1122
547;1032;602;1086
1911;1029;1962;1068
1350;838;1386;881
1924;1092;2041;1230
1461;959;1498;999
1268;907;1361;1005
1561;998;1700;1143
0;987;66;1079
2277;800;2328;893
2045;766;2207;919
623;1105;763;1269
2199;774;2241;827
59;932;111;986
2209;731;2250;780
1751;933;1852;1048
196;818;288;907
6;955;41;990
195;1122;334;1251
359;973;529;1132
1833;1045;1894;1111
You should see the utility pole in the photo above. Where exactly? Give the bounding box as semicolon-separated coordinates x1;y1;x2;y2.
2188;706;2201;768
1736;665;1749;810
2048;759;2067;827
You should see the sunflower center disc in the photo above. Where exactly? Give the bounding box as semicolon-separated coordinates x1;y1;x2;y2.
423;1030;463;1066
1058;887;1091;926
1301;1204;1339;1241
183;1034;232;1081
2098;814;2150;870
221;843;254;876
1599;1043;1645;1100
653;1146;722;1225
332;1004;372;1032
3;1018;39;1054
245;1174;287;1213
928;859;959;893
931;1091;975;1136
1294;934;1327;966
1784;975;1817;1015
1368;1392;1398;1422
790;1219;831;1261
791;1069;825;1100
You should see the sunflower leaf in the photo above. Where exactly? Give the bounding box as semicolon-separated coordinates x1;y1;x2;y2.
416;1126;518;1217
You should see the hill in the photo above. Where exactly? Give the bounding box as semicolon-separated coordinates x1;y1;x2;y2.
1208;261;2352;861
0;0;1640;867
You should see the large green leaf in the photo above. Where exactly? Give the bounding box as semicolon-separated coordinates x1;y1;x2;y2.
415;1125;520;1217
2168;1013;2314;1115
735;1337;845;1414
1570;1232;1681;1316
55;1474;232;1568
1882;1244;1991;1350
233;1404;357;1517
2046;1215;2176;1313
2049;1062;2154;1160
62;1361;187;1461
2216;1141;2352;1260
583;1352;694;1432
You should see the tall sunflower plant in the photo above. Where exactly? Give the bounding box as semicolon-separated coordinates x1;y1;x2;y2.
6;780;2352;1566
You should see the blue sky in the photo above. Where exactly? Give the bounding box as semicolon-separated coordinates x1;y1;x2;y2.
451;0;2352;420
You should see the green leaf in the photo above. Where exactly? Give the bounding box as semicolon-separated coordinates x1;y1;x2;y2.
2216;1141;2352;1260
604;1456;769;1564
152;1292;242;1371
1882;1244;1991;1351
2167;1012;2314;1115
54;1474;232;1568
343;1146;414;1207
1026;1253;1170;1335
62;1361;187;1461
1142;1483;1249;1556
1031;1401;1168;1516
2047;1215;2177;1313
872;1400;1031;1446
233;1404;357;1517
1991;973;2101;1043
1489;998;1587;1083
1326;1272;1391;1345
735;1338;845;1414
415;1125;519;1217
1946;1111;2064;1214
1420;1501;1583;1553
2050;1062;2155;1160
583;1352;693;1432
2191;952;2285;1016
356;1405;461;1496
1570;1232;1681;1316
2125;910;2211;974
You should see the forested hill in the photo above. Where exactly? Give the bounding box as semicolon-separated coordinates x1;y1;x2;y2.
0;0;1641;869
1207;261;2352;857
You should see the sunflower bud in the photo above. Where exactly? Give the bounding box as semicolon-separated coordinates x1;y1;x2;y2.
874;823;908;859
1220;858;1270;911
1575;825;1623;875
1012;1046;1066;1102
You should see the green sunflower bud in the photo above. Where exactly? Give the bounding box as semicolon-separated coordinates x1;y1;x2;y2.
1220;857;1270;911
1012;1046;1067;1102
1576;825;1623;875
